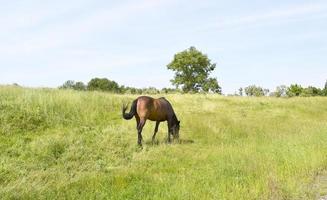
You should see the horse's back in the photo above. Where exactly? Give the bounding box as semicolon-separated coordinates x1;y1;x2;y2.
136;96;172;121
136;96;153;114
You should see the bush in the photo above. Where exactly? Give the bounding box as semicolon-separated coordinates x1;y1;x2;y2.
244;85;268;97
87;78;119;92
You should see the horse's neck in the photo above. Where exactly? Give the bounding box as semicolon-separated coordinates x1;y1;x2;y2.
171;113;178;124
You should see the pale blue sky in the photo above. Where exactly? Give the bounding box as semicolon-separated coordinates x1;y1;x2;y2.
0;0;326;94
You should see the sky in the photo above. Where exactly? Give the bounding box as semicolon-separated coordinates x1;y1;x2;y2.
0;0;326;94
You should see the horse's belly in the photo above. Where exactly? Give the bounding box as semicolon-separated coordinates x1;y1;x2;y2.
147;114;166;122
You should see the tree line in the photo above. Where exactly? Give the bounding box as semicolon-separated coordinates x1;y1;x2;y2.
59;78;181;94
59;78;327;97
59;46;326;97
237;83;327;97
59;46;221;94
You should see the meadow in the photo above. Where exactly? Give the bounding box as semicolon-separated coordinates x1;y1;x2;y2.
1;85;327;199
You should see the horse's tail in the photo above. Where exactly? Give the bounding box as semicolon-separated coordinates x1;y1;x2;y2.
122;99;138;120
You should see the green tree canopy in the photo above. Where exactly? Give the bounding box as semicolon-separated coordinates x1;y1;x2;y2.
59;80;75;89
167;46;221;94
286;84;303;97
74;82;86;91
87;78;119;92
244;85;267;97
59;80;86;90
301;86;322;97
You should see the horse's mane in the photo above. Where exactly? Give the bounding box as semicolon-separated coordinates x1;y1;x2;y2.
172;113;178;124
159;97;179;125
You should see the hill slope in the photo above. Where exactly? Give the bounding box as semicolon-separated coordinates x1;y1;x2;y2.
1;86;327;199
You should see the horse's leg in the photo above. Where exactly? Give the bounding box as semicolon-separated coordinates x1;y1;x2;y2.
135;115;140;130
152;121;160;142
137;118;146;146
135;115;140;144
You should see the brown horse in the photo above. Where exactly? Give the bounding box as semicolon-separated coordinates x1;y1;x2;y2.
122;96;180;146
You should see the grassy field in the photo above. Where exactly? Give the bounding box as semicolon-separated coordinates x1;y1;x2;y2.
1;86;327;199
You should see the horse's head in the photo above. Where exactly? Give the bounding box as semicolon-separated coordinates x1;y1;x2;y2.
172;120;180;139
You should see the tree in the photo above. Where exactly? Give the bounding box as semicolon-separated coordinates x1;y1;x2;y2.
87;78;119;92
59;80;76;89
73;82;86;91
301;86;322;97
59;80;86;90
274;85;287;97
324;80;327;96
286;84;303;97
167;46;221;93
239;87;243;96
161;88;181;94
141;87;160;94
244;85;266;97
202;77;222;93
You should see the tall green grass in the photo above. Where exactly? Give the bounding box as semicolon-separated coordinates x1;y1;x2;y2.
1;86;327;199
